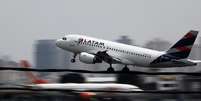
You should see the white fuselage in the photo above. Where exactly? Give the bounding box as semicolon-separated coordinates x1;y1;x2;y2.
56;34;164;67
29;83;142;91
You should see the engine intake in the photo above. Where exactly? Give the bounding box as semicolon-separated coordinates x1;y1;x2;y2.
79;52;102;64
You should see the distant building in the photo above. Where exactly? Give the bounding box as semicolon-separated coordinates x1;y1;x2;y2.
34;40;71;69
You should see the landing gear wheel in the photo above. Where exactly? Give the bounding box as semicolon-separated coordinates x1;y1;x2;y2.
71;59;76;63
107;67;114;72
71;53;77;63
122;66;130;72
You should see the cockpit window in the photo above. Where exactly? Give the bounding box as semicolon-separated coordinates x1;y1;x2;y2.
62;37;67;40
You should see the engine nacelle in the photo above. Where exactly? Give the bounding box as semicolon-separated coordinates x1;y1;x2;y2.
79;52;102;64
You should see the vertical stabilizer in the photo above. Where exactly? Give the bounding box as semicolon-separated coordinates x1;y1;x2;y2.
166;30;199;59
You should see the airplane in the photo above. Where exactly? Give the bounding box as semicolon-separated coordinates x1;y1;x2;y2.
56;30;201;72
19;60;143;101
19;60;142;92
27;83;142;92
25;83;142;101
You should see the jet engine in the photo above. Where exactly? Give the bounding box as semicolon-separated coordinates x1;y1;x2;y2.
79;52;102;64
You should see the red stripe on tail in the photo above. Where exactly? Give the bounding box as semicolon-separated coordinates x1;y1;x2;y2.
176;46;191;52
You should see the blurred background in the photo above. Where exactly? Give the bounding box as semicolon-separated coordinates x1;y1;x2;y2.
0;0;201;101
0;35;200;101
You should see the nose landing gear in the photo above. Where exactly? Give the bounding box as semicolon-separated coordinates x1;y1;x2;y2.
71;59;76;63
107;64;114;72
71;53;77;63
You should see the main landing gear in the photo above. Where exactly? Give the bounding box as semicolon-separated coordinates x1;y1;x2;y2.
106;64;130;72
107;64;115;72
71;53;77;63
121;65;130;72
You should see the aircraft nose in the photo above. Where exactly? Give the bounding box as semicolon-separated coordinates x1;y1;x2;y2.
55;39;62;47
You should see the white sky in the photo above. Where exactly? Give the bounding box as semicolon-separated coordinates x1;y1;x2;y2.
0;0;201;64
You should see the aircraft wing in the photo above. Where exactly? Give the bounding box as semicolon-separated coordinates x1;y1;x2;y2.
89;50;133;65
95;50;121;64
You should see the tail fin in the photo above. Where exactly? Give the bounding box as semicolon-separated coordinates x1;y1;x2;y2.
19;60;49;84
166;30;199;59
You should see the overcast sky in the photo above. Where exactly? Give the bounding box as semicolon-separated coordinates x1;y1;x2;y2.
0;0;201;64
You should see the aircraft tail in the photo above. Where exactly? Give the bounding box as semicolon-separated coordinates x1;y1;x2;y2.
19;60;49;84
166;30;199;59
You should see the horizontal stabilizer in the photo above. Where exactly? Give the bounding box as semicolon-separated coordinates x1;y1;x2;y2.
188;59;201;63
